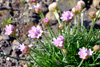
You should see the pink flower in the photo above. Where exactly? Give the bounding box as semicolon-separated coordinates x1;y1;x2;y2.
43;17;49;26
26;0;36;2
18;43;26;52
60;11;73;23
78;47;93;60
52;35;64;48
48;2;57;12
33;3;42;13
4;24;14;35
18;43;30;54
28;26;43;39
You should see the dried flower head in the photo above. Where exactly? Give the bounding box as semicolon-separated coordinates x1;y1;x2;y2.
52;35;64;48
77;0;85;8
61;11;73;23
89;11;96;19
48;2;57;12
78;47;93;60
43;17;50;26
59;23;64;30
72;5;82;15
26;0;37;3
28;26;43;39
4;24;14;36
62;49;68;55
33;3;42;14
93;45;100;52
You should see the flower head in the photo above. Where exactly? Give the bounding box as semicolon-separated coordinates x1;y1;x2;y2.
18;43;30;54
72;5;82;15
77;0;85;8
48;2;57;12
89;11;96;19
52;35;64;48
78;47;93;60
28;26;43;39
4;24;14;35
33;3;42;14
60;11;73;23
43;17;50;26
93;45;100;52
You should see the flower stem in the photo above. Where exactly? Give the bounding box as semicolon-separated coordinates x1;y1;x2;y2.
74;15;77;27
29;54;42;67
67;23;70;49
77;13;80;33
54;10;60;24
78;60;84;67
0;53;28;61
88;19;95;37
46;26;55;38
81;12;84;31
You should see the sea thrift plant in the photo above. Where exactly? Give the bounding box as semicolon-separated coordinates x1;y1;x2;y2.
78;47;93;60
4;24;14;35
52;35;64;48
1;0;100;67
28;26;43;39
60;11;73;23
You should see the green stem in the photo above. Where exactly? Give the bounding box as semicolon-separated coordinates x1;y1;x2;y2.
78;60;84;67
39;39;51;55
77;13;80;33
81;12;83;27
46;26;55;38
88;19;95;37
74;15;77;27
0;53;28;61
57;2;62;16
67;23;70;49
54;10;60;24
29;54;42;67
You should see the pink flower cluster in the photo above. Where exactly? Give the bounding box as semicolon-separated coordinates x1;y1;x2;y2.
60;11;73;23
52;35;64;48
78;47;93;60
28;26;43;39
4;24;14;35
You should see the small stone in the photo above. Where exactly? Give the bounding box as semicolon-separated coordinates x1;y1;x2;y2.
2;35;9;40
0;35;3;40
46;12;56;21
12;40;20;50
93;0;100;7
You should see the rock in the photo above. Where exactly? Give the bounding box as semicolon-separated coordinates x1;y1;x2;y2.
0;0;3;3
2;35;9;40
93;0;100;7
59;0;78;11
12;40;20;50
0;35;3;40
2;47;12;55
46;12;56;21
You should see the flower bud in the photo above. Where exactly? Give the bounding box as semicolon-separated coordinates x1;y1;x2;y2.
48;2;57;12
72;5;82;15
43;17;50;26
93;45;100;52
77;0;85;9
30;0;37;3
62;49;68;55
89;11;96;19
58;23;64;30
